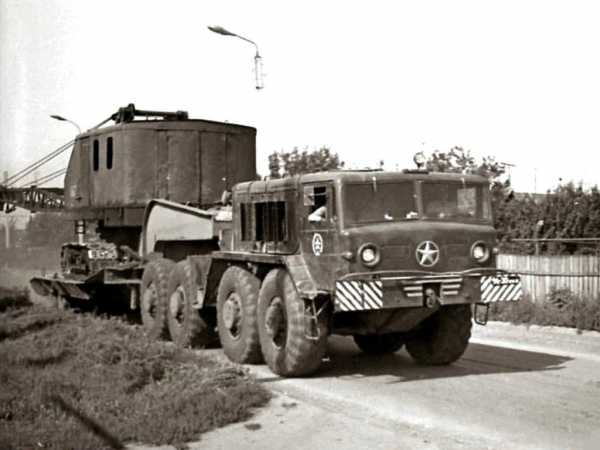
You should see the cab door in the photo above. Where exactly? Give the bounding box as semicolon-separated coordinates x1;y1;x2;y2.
300;183;337;259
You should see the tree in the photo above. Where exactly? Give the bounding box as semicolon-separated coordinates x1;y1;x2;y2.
268;146;344;178
425;146;507;181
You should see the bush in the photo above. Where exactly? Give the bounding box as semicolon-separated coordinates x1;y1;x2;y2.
488;288;600;332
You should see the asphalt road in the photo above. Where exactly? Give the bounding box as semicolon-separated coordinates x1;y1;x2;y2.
236;324;600;450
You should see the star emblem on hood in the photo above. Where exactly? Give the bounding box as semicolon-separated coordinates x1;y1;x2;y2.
416;241;440;267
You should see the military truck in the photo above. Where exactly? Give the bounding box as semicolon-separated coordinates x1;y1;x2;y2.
30;104;522;376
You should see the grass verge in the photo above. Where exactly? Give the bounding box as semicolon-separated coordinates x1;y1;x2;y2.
0;287;31;312
488;288;600;332
0;296;270;450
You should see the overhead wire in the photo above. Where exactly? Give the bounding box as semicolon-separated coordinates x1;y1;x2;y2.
21;168;67;187
3;140;74;187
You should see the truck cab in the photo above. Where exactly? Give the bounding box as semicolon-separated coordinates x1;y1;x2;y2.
204;169;520;376
231;170;502;306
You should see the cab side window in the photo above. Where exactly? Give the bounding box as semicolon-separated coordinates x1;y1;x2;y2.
304;185;331;223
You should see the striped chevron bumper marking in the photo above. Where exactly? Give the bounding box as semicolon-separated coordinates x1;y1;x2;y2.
335;280;383;311
481;274;522;302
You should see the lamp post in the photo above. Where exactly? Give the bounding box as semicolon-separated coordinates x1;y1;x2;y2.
50;114;82;134
208;25;264;90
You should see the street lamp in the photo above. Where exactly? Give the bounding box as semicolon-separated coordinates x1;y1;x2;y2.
208;25;264;90
50;114;82;134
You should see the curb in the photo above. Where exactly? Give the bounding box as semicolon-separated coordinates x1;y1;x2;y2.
485;320;600;339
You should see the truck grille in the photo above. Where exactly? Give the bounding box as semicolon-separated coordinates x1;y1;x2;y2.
395;276;463;298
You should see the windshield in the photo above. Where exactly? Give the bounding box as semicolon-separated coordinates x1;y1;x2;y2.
343;182;417;225
421;181;491;221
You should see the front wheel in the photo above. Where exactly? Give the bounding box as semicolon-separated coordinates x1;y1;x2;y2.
353;333;405;355
257;268;328;377
405;305;472;365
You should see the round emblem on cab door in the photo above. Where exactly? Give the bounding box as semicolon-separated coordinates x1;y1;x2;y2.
416;240;440;267
312;233;324;256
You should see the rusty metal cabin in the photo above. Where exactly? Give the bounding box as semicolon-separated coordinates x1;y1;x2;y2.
64;112;256;235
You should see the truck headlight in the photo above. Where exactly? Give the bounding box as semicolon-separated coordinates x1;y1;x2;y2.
471;241;490;263
359;243;380;267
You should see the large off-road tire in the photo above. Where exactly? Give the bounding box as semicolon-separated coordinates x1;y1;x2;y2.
140;258;175;340
257;268;328;377
405;304;472;365
167;259;216;348
353;333;405;355
216;266;263;364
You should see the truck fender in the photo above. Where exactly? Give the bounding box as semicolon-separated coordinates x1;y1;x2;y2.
284;255;323;299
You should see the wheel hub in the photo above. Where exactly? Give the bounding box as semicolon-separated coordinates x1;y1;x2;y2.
223;292;242;338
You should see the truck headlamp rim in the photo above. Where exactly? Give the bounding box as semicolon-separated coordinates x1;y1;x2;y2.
471;241;490;263
358;243;380;267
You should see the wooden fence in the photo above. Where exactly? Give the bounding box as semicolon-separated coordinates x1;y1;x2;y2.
497;254;600;301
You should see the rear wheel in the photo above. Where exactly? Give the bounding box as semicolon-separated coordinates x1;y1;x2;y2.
353;333;405;355
257;268;328;377
167;259;216;348
216;266;263;364
405;305;472;365
140;258;175;340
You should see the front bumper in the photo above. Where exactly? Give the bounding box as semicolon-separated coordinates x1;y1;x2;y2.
333;268;522;312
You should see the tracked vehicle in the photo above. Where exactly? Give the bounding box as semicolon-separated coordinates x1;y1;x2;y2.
27;104;521;376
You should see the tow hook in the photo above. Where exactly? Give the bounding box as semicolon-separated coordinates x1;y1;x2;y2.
424;287;438;308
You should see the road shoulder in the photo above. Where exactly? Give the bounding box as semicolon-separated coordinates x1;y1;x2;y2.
472;320;600;362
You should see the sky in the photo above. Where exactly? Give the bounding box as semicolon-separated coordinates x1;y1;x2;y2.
1;0;600;192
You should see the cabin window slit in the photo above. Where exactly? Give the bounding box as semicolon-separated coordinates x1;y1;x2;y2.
92;140;99;171
106;137;113;170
